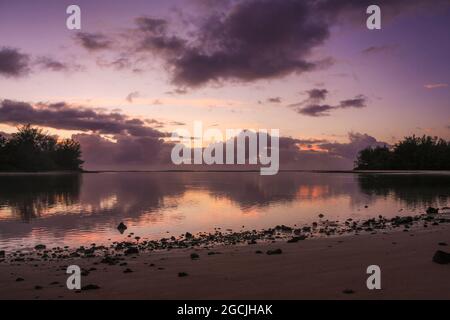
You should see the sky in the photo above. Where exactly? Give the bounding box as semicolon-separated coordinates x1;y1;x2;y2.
0;0;449;170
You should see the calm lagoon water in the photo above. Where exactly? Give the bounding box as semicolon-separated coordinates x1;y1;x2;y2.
0;171;449;251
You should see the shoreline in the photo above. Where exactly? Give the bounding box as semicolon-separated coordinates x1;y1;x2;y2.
1;211;449;299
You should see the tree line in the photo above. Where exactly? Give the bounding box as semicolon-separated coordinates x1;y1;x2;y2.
0;125;83;172
355;135;450;170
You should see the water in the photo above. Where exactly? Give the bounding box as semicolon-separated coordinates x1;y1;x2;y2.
0;171;449;251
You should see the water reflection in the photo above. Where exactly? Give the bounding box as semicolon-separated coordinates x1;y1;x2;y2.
358;173;450;209
0;174;81;221
0;172;448;250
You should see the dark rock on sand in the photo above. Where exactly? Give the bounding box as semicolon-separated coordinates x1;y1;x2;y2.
190;253;200;260
124;247;139;255
123;268;133;273
117;222;127;234
342;289;355;294
15;277;24;282
0;250;5;258
34;244;46;250
426;207;439;214
438;242;448;246
81;284;100;291
100;256;118;265
34;285;43;290
178;272;188;277
266;249;282;255
432;250;450;264
287;235;306;243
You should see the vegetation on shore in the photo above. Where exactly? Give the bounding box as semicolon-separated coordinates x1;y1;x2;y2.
354;135;450;170
0;125;83;172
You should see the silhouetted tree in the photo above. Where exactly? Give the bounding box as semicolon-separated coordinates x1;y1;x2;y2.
0;125;83;172
355;135;450;170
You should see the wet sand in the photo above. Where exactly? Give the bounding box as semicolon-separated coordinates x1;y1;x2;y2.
0;224;449;300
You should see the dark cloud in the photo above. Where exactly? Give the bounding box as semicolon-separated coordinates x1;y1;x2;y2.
297;104;335;117
128;0;330;87
76;0;447;88
306;88;328;101
0;99;168;138
0;47;30;77
289;87;367;116
338;95;367;109
75;32;112;51
267;97;282;103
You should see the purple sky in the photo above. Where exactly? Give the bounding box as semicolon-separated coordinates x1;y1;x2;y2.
0;0;449;170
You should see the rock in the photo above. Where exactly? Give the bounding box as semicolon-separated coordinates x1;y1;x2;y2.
117;222;127;233
124;247;139;255
123;268;133;273
100;256;117;265
178;272;188;277
81;284;100;291
34;285;43;290
432;250;450;264
342;289;355;294
438;242;448;246
34;244;46;250
266;249;282;255
287;235;306;243
185;232;193;239
255;250;263;254
0;250;5;258
15;277;24;282
190;253;199;260
426;207;439;214
318;214;324;218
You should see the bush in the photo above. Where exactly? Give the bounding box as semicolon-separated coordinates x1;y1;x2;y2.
354;135;450;170
0;125;83;172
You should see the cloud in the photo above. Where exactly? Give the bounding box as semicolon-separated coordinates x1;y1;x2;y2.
166;88;188;95
64;0;447;88
361;45;396;55
74;133;174;167
289;88;367;116
74;32;112;51
0;47;30;77
338;95;367;108
267;97;282;103
305;88;328;101
424;83;448;89
34;56;69;71
126;91;140;103
34;56;83;72
297;104;335;117
115;0;331;87
0;99;168;138
320;132;388;160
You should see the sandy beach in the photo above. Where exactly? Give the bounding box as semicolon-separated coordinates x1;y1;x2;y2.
1;221;449;300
